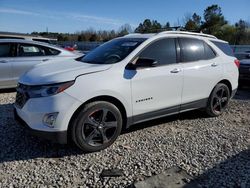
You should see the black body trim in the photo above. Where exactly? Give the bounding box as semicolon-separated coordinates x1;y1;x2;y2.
132;105;180;125
127;98;208;128
180;98;208;112
14;109;67;144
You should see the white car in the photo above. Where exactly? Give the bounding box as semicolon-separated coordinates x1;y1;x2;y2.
0;39;82;89
0;32;57;44
14;31;239;152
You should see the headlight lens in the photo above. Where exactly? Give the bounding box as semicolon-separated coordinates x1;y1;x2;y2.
28;81;75;98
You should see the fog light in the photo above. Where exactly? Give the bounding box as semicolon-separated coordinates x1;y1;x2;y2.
43;113;58;128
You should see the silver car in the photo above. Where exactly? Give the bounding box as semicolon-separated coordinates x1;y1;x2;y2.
0;39;81;89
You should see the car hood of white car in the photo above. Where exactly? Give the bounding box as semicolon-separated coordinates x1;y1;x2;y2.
19;59;112;85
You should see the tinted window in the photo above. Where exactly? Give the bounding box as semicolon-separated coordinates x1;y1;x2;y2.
179;38;204;62
210;40;234;57
81;38;145;64
18;44;46;57
139;38;176;65
0;43;11;57
204;42;216;59
44;47;60;55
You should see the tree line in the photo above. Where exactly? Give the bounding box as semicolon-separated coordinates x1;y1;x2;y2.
32;4;250;45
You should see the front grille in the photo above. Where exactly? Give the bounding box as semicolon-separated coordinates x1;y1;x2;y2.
15;84;29;108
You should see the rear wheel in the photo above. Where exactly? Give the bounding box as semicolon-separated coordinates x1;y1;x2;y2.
206;83;230;117
71;101;122;152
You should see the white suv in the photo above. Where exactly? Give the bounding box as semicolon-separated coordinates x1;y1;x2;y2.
14;31;239;152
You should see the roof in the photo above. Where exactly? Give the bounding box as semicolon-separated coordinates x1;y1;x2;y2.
0;31;57;41
123;33;155;38
124;31;218;40
0;39;61;49
157;31;217;39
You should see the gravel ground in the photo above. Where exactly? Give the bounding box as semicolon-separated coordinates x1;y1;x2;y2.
0;88;250;187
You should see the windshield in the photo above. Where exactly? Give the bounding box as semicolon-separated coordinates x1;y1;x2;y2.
81;38;146;64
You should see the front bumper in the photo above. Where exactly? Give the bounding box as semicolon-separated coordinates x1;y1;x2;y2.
14;91;82;144
14;109;67;144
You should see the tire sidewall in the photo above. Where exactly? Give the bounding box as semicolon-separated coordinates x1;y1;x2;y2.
73;102;123;152
208;83;230;116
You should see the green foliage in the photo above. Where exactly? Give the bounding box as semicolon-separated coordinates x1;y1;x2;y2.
135;19;162;33
201;4;227;35
184;13;201;31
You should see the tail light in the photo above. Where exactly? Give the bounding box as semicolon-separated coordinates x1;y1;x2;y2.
234;59;240;68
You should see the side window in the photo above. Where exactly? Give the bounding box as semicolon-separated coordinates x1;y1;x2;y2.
179;38;205;62
0;43;11;57
18;44;46;57
43;47;60;56
210;40;234;57
139;38;177;65
204;42;216;59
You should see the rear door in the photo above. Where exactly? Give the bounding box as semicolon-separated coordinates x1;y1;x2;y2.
11;43;57;84
0;43;16;88
179;37;222;109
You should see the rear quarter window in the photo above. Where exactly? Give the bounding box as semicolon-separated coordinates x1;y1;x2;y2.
44;47;60;55
210;40;234;57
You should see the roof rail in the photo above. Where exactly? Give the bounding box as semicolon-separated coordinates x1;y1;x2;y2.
157;31;217;39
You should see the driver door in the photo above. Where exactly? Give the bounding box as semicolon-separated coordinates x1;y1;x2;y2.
128;38;183;123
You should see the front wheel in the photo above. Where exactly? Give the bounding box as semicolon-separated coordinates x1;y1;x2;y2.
206;83;230;117
71;101;123;152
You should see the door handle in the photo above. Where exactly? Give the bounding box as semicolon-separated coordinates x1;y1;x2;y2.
211;62;218;67
42;59;49;62
0;60;7;63
170;68;181;73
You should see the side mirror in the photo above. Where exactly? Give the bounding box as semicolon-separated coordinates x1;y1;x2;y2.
126;58;157;70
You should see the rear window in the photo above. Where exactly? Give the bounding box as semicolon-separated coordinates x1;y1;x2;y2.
210;40;234;57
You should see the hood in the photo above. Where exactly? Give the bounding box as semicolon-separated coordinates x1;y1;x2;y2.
240;59;250;65
19;59;112;85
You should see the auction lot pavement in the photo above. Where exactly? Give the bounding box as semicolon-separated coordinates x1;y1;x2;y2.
0;88;250;187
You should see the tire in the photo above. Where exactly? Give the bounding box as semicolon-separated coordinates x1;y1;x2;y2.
71;101;123;152
206;83;230;117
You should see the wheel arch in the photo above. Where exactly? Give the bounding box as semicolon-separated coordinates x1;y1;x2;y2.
68;95;128;141
217;79;232;96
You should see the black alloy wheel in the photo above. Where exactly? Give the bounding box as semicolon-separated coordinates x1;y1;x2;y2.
72;101;122;152
206;83;230;117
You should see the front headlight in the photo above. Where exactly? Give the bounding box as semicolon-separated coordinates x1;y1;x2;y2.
27;81;75;98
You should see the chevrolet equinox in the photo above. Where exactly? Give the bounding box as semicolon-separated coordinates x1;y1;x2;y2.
14;31;239;152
